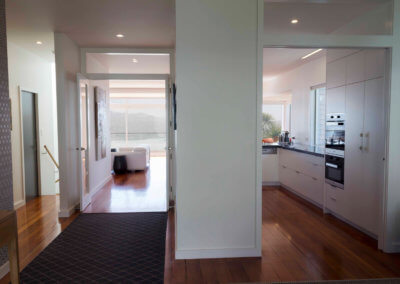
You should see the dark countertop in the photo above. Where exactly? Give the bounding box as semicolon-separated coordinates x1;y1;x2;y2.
262;142;325;157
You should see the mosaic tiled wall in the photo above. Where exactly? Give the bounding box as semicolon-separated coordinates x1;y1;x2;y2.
0;0;14;267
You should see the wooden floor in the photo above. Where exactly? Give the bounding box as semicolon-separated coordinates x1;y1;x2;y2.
164;187;400;283
83;156;167;213
2;185;400;283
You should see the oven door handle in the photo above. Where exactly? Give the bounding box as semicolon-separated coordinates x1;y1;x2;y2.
325;163;338;169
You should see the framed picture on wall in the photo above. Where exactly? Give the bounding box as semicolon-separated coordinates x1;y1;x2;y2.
95;87;107;160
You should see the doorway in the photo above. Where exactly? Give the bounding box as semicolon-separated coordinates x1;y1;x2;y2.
77;76;172;213
20;90;40;202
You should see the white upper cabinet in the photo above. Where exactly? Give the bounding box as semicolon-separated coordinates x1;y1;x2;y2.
346;51;365;85
326;49;360;64
365;49;386;81
326;86;346;114
326;57;346;89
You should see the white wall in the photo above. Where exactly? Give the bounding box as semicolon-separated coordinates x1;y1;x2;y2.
54;33;81;217
88;80;112;197
7;41;57;208
175;0;261;259
263;56;326;144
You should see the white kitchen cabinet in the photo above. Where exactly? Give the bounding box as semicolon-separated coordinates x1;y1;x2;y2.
346;51;365;85
278;149;324;206
326;86;346;114
343;79;384;236
326;57;346;89
326;49;360;64
325;182;346;217
365;49;385;81
325;49;386;237
262;152;279;184
360;78;385;235
344;82;366;231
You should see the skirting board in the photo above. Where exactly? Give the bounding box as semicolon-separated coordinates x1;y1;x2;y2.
90;175;112;199
262;181;280;186
0;261;9;280
324;208;378;240
58;204;79;218
13;199;25;210
175;248;261;260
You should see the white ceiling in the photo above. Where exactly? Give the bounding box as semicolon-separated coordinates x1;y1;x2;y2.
6;0;392;63
87;53;170;74
263;48;326;78
264;0;392;35
5;0;175;61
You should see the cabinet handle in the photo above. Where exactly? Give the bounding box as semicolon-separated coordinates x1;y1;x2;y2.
312;177;317;181
359;133;363;151
312;163;319;166
364;132;370;152
330;197;337;202
282;165;287;169
296;170;300;174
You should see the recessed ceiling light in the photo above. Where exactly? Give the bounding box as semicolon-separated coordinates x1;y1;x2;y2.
116;34;125;38
36;41;43;45
291;19;299;24
132;58;138;63
301;49;323;60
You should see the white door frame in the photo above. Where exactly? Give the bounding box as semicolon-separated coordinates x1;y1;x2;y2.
85;73;171;212
262;0;400;253
76;74;91;211
18;87;42;203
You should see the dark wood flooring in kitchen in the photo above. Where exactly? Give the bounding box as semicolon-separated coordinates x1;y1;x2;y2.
2;185;400;283
164;186;400;283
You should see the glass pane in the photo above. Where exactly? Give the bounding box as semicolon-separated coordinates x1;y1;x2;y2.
262;104;283;141
86;53;170;74
109;80;167;156
264;0;393;36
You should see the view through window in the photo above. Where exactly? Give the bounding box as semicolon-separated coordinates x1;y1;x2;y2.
262;104;285;141
109;80;166;156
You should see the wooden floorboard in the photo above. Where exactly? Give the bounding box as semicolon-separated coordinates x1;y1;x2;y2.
2;182;400;283
164;186;400;283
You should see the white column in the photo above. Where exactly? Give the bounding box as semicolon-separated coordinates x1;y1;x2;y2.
175;0;262;259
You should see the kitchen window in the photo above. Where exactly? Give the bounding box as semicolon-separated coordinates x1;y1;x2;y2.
310;86;326;146
262;104;290;140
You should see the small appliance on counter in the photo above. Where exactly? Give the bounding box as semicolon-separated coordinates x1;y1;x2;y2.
279;131;291;144
325;113;345;189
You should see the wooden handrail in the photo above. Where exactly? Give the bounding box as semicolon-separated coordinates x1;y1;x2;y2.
44;145;60;183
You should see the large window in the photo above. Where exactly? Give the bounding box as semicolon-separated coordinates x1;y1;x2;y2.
262;104;290;140
110;96;166;155
310;86;326;146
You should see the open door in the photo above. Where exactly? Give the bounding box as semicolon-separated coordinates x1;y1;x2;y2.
166;78;175;211
77;74;91;211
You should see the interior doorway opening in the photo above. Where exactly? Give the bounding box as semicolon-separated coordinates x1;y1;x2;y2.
77;76;171;214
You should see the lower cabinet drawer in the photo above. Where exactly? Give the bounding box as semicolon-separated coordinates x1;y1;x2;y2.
280;164;323;206
325;183;343;215
302;174;323;205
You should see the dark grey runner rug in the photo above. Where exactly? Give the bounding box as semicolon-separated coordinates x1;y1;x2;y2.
20;212;168;283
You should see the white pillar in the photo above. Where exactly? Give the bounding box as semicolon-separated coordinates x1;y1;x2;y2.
175;0;262;259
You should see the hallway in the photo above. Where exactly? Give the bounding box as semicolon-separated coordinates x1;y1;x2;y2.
83;156;167;213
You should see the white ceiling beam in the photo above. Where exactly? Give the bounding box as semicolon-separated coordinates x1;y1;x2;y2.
264;34;394;48
85;73;169;81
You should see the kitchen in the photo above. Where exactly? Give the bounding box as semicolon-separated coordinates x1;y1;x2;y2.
262;48;387;243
